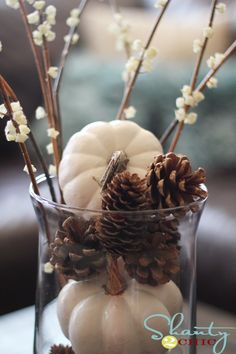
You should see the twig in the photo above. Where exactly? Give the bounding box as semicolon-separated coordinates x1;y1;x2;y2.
160;118;178;145
18;0;50;118
0;78;39;195
169;39;236;152
0;75;57;201
116;0;172;120
165;0;218;149
52;0;89;144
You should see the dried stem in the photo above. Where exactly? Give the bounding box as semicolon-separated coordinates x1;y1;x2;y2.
116;0;171;120
53;0;89;142
166;0;217;150
0;75;57;201
18;0;49;116
0;78;39;195
105;255;126;295
169;39;236;152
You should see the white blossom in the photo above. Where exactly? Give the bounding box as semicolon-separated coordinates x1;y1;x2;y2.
193;38;203;54
19;124;30;135
145;47;158;60
203;26;214;39
184;95;195;107
27;11;40;25
47;127;59;139
44;262;54;274
13;111;27;125
48;66;58;79
207;52;225;69
0;41;2;52
5;120;16;141
46;142;53;155
175;108;186;122
181;85;192;97
45;5;57;17
216;3;226;14
132;39;143;52
33;1;46;11
11;101;22;112
46;31;56;42
38;21;51;36
49;164;56;176
206;77;218;89
16;133;29;143
142;59;153;73
154;0;168;8
125;56;139;73
108;13;131;52
35;106;46;120
0;104;7;118
70;8;80;18
193;91;205;104
185;112;197;125
176;97;185;109
64;33;80;45
66;17;80;27
23;164;37;174
5;0;19;9
33;30;43;46
124;106;137;119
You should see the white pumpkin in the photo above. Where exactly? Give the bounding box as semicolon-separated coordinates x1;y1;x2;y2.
57;279;182;354
59;120;163;209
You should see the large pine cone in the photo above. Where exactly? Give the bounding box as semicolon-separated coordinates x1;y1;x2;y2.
124;217;180;285
146;153;207;209
50;216;106;281
96;171;149;256
49;345;74;354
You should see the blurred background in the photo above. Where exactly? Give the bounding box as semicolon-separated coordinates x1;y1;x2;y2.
0;0;235;347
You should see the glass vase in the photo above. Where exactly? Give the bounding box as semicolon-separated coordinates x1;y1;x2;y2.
30;175;207;354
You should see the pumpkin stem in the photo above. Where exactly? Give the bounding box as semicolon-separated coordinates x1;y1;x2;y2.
100;151;129;191
105;255;127;295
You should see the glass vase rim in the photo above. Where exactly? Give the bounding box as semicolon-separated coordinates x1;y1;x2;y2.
30;174;208;215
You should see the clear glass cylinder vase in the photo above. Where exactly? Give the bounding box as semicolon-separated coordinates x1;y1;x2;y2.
30;175;207;354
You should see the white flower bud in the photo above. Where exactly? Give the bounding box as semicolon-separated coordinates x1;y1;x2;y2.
132;39;143;52
47;128;59;139
203;26;214;39
33;30;43;46
11;101;22;112
193;38;203;54
193;91;205;104
5;120;16;141
184;95;195;107
181;85;192;97
46;31;56;42
46;143;53;155
35;106;46;120
142;59;153;73
216;3;226;14
0;104;7;118
125;57;139;73
124;106;137;119
27;11;40;25
44;262;54;274
70;8;80;18
49;164;57;176
5;0;19;9
185;112;197;125
175;108;186;122
176;97;185;109
206;77;218;89
45;5;57;17
16;133;28;143
145;47;158;60
13;111;27;125
66;17;80;27
48;66;58;79
154;0;168;8
19;124;30;135
33;1;46;11
0;41;3;53
23;164;37;174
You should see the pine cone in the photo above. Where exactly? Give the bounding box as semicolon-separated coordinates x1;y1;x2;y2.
124;240;180;286
146;153;207;209
96;171;149;256
49;345;74;354
50;216;106;281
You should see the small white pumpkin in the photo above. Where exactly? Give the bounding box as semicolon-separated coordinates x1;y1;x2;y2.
57;279;182;354
59;120;163;209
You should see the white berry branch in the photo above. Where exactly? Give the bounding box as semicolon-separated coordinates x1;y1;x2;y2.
116;0;172;120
